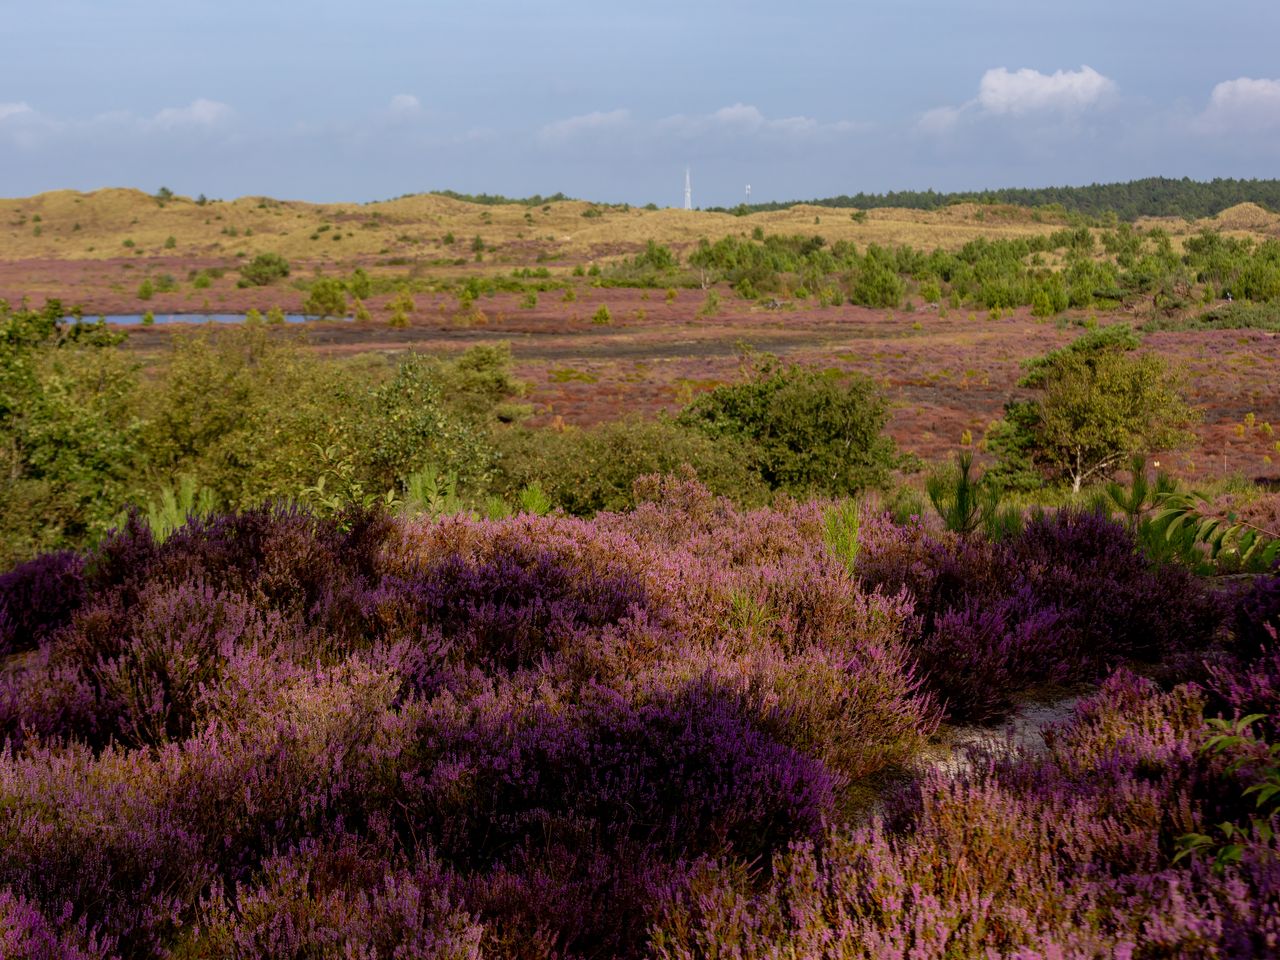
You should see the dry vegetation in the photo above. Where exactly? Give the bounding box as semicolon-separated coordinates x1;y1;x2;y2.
6;187;1278;268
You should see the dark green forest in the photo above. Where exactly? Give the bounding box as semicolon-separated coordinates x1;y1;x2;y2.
706;177;1280;221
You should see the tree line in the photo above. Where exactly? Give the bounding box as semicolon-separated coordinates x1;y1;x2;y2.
705;177;1280;222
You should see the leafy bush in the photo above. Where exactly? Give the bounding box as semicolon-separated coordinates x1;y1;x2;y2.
678;357;897;496
495;418;769;515
302;276;348;317
237;252;290;287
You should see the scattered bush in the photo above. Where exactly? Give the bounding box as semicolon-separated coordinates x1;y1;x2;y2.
679;357;897;496
237;252;290;287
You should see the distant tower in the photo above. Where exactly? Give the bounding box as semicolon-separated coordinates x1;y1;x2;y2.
684;167;692;210
745;184;751;204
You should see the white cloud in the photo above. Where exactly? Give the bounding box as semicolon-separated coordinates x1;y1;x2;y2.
538;108;630;143
977;66;1115;115
1195;77;1280;133
0;101;36;123
920;65;1115;134
387;93;422;116
658;103;863;141
917;105;962;135
150;98;233;129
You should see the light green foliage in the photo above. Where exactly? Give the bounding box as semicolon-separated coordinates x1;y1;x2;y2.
678;357;897;496
1104;452;1175;530
1152;491;1280;570
303;277;349;317
822;499;860;574
603;241;682;287
139;330;514;517
347;267;372;299
400;465;467;518
926;450;1001;536
137;278;155;300
495;417;768;515
517;480;553;516
989;328;1197;493
388;290;415;327
0;303;142;564
140;475;217;541
592;305;612;325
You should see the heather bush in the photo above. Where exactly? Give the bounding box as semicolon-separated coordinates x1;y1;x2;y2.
0;486;1261;959
0;888;116;960
1234;570;1280;655
393;535;651;671
0;549;83;654
856;506;1222;719
652;673;1280;958
195;845;483;959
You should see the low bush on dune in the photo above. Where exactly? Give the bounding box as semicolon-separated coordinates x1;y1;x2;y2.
0;476;1276;958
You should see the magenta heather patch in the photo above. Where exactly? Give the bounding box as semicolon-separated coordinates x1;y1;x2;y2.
0;484;1256;959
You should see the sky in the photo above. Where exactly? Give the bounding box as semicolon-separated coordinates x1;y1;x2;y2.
2;0;1279;206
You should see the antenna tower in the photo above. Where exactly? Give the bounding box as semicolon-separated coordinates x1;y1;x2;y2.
684;167;692;210
745;184;751;203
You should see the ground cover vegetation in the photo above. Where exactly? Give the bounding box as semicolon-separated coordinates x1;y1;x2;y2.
0;469;1276;957
2;294;1272;569
666;222;1280;316
3;184;1280;957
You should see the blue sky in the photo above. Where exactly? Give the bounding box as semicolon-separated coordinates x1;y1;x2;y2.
2;0;1279;205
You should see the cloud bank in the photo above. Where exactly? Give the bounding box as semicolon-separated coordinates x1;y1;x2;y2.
920;65;1116;133
1195;77;1280;134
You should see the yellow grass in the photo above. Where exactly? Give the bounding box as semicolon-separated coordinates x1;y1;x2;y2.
1;188;1275;267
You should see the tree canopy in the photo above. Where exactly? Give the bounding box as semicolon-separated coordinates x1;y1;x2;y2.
986;327;1197;493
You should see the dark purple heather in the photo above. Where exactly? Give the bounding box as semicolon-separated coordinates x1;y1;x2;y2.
0;478;1267;959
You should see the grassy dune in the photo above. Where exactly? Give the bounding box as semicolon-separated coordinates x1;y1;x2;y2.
4;187;1277;266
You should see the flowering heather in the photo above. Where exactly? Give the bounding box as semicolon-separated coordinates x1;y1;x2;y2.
858;506;1223;719
652;673;1280;958
0;549;83;655
0;477;1268;958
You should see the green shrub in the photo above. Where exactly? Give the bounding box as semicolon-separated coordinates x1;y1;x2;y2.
347;267;372;299
303;277;349;317
494;418;768;515
238;253;291;287
679;357;897;495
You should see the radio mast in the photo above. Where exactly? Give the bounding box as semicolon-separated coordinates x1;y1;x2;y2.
683;167;692;210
